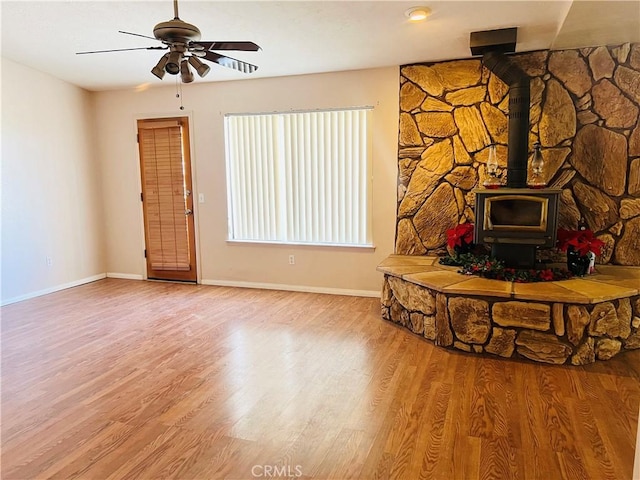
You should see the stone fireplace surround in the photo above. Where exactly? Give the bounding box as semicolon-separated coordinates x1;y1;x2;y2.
395;43;640;265
378;255;640;365
384;42;640;365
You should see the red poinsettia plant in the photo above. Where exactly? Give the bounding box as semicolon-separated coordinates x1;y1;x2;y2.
447;223;474;249
556;228;605;256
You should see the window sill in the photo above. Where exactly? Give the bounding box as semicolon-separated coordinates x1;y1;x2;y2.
226;239;376;250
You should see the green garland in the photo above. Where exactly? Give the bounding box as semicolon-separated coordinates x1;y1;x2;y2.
439;253;573;282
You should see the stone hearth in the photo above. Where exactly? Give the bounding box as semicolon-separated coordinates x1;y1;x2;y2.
378;255;640;365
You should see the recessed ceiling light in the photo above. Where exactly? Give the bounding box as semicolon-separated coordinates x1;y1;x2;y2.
405;6;431;22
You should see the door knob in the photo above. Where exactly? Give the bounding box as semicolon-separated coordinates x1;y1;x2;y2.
185;209;193;215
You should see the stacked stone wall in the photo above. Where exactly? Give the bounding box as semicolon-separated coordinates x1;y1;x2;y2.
381;275;640;365
396;43;640;266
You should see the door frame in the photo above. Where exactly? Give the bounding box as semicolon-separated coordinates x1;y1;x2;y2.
133;111;201;283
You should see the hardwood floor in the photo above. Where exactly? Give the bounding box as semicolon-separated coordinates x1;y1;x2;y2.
2;278;639;479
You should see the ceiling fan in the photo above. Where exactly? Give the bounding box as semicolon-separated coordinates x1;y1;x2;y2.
76;0;260;83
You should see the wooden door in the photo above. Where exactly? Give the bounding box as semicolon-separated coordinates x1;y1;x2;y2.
138;117;197;282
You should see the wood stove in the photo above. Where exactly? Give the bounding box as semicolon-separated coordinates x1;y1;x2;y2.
469;28;565;268
474;188;561;267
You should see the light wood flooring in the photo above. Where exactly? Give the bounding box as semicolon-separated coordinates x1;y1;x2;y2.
2;278;639;479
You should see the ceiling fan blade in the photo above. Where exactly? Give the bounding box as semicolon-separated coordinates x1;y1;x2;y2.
203;51;258;73
76;46;167;55
194;41;261;52
119;30;158;41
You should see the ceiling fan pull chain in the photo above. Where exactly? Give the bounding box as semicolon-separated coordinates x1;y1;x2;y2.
175;75;185;110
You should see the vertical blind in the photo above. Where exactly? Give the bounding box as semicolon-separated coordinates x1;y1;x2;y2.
140;124;191;270
224;108;372;246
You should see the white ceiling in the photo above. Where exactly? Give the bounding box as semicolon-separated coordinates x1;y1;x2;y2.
1;0;639;92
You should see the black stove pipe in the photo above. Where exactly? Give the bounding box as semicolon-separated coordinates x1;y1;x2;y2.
482;51;530;188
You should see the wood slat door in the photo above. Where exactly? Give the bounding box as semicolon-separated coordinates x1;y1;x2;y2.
138;117;197;282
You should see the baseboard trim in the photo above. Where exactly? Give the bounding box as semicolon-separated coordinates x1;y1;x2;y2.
2;275;380;305
106;272;144;280
201;279;380;298
1;273;107;306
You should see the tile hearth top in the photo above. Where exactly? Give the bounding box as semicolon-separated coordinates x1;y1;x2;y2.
377;255;640;304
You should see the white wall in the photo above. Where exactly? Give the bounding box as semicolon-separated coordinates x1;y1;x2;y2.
1;58;106;304
94;67;399;294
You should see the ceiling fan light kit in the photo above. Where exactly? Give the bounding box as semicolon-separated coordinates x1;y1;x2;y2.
151;53;170;79
180;60;195;83
188;56;211;78
405;6;431;22
76;0;260;83
165;50;183;75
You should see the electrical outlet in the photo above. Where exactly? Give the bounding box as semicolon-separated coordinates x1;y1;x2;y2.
46;256;53;267
288;255;295;265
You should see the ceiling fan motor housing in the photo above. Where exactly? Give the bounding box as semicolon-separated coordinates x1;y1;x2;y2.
153;19;201;43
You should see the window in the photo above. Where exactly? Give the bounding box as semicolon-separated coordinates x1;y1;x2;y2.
224;108;372;247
